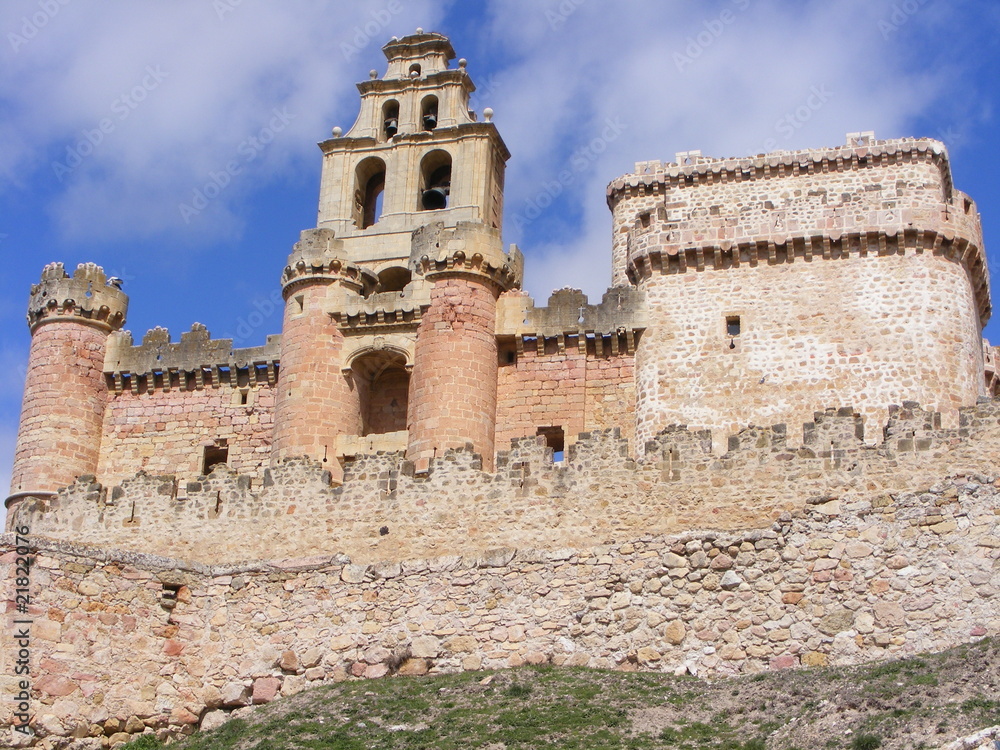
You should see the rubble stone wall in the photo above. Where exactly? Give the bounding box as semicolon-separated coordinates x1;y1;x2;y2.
10;401;1000;567
634;250;985;450
2;470;997;746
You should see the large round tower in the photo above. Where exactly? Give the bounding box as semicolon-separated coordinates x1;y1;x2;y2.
6;262;128;525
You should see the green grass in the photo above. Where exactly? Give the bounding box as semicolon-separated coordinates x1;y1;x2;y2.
121;638;997;750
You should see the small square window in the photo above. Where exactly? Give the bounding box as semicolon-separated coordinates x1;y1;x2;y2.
726;316;741;337
537;426;565;462
203;444;229;474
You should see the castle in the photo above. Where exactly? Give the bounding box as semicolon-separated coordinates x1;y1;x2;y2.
2;31;998;748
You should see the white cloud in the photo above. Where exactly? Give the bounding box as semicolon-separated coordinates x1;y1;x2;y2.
0;0;448;243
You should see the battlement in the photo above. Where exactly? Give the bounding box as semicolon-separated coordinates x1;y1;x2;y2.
104;323;281;395
497;287;648;350
410;221;523;289
609;135;953;198
13;398;1000;566
27;261;129;332
608;134;990;323
281;228;375;297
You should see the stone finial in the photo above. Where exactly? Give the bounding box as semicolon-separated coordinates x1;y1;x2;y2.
483;107;494;123
27;262;129;333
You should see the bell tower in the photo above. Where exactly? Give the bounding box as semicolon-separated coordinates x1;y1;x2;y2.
270;31;522;477
316;30;509;269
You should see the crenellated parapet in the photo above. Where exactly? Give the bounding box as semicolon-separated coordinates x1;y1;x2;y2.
496;286;648;356
410;221;523;290
607;136;956;202
12;398;1000;564
281;228;376;298
609;135;990;322
802;407;866;455
104;323;281;394
27;262;129;333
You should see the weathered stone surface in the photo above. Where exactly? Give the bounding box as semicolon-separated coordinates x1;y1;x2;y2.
220;683;250;708
201;710;230;732
252;677;281;705
664;620;686;645
410;636;440;659
279;650;300;673
818;608;854;635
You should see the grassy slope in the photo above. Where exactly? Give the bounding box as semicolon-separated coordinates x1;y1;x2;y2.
125;638;999;750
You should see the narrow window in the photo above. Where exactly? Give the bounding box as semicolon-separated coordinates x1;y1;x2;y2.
537;426;565;463
239;390;249;406
726;316;741;350
202;443;229;474
294;294;304;314
639;212;651;228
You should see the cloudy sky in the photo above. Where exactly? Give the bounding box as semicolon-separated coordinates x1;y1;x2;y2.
1;0;999;507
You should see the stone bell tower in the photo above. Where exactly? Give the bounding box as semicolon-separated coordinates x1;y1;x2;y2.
270;30;522;477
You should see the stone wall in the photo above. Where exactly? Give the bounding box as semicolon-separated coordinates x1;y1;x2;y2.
2;469;996;746
96;385;276;490
11;400;1000;567
495;337;636;453
606;138;987;309
11;322;112;498
634;248;985;449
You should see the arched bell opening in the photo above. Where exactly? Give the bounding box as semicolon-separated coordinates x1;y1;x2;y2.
419;149;452;211
421;95;439;131
351;351;411;436
382;100;399;140
355;156;386;229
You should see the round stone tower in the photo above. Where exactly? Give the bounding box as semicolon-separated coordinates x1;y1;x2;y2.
406;222;521;472
7;262;128;525
271;228;375;482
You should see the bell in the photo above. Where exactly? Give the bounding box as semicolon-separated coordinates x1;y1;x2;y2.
421;187;448;210
384;118;398;137
423;113;437;130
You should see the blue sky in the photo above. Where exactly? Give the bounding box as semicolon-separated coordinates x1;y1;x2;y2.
2;0;999;503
